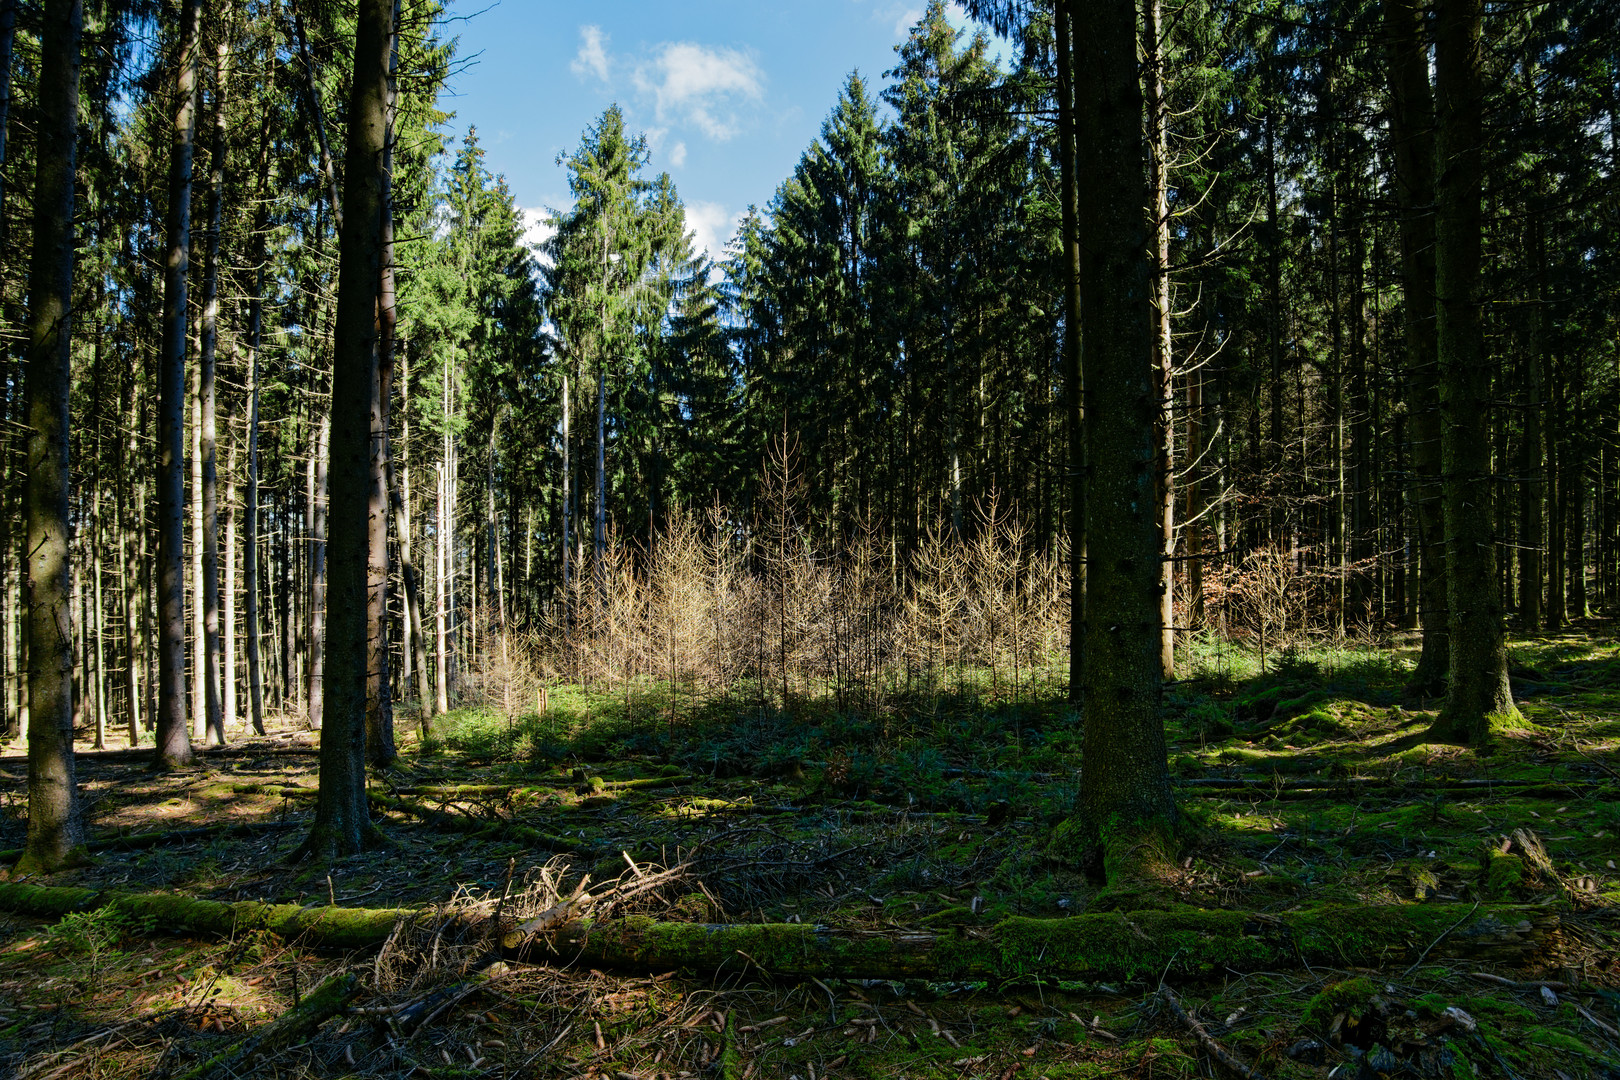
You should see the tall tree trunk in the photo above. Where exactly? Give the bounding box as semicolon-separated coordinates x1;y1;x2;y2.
1565;359;1587;618
191;345;205;738
1145;0;1175;677
1055;0;1084;706
392;351;431;721
1430;0;1518;742
1071;0;1175;874
17;0;87;874
1385;0;1448;696
307;415;329;729
155;0;201;770
435;459;449;716
367;0;402;767
195;16;230;747
120;367;142;744
1519;213;1545;629
242;109;272;737
223;435;237;731
299;0;394;862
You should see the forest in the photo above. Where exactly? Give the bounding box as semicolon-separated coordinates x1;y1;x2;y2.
0;0;1617;1076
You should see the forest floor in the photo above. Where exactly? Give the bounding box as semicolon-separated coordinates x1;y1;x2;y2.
0;629;1617;1079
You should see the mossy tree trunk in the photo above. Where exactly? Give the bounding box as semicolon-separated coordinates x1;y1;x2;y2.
16;0;87;876
1429;0;1518;742
1385;0;1448;698
1070;0;1175;872
299;0;395;860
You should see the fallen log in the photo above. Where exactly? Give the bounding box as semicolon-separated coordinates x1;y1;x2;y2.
0;881;1567;983
0;881;420;950
170;971;359;1080
519;903;1563;983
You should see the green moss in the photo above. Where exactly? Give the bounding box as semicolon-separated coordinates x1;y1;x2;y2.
1413;994;1449;1019
1483;849;1525;898
1524;1027;1596;1057
1302;977;1377;1032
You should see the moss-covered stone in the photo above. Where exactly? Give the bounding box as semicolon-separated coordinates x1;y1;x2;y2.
1301;977;1377;1032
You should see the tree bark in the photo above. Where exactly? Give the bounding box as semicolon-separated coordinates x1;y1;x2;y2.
196;13;231;748
307;415;328;728
1145;0;1176;678
155;0;202;770
1430;0;1518;742
1054;0;1084;706
15;0;88;875
243;110;272;738
366;0;402;768
1385;0;1448;696
1071;0;1175;873
298;0;394;861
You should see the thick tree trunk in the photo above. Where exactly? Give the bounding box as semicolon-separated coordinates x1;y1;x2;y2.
298;0;394;861
1430;0;1518;742
16;0;87;875
1385;0;1448;696
1071;0;1175;873
155;0;201;770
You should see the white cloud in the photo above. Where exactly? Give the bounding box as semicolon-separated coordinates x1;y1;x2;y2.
684;201;743;262
633;42;764;141
570;25;610;82
669;141;687;168
520;207;558;269
892;6;923;35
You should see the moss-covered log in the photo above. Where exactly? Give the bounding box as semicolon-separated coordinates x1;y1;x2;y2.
528;904;1561;983
0;881;1565;982
170;971;358;1080
0;880;419;950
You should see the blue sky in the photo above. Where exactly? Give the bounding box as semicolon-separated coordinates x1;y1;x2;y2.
437;0;991;262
